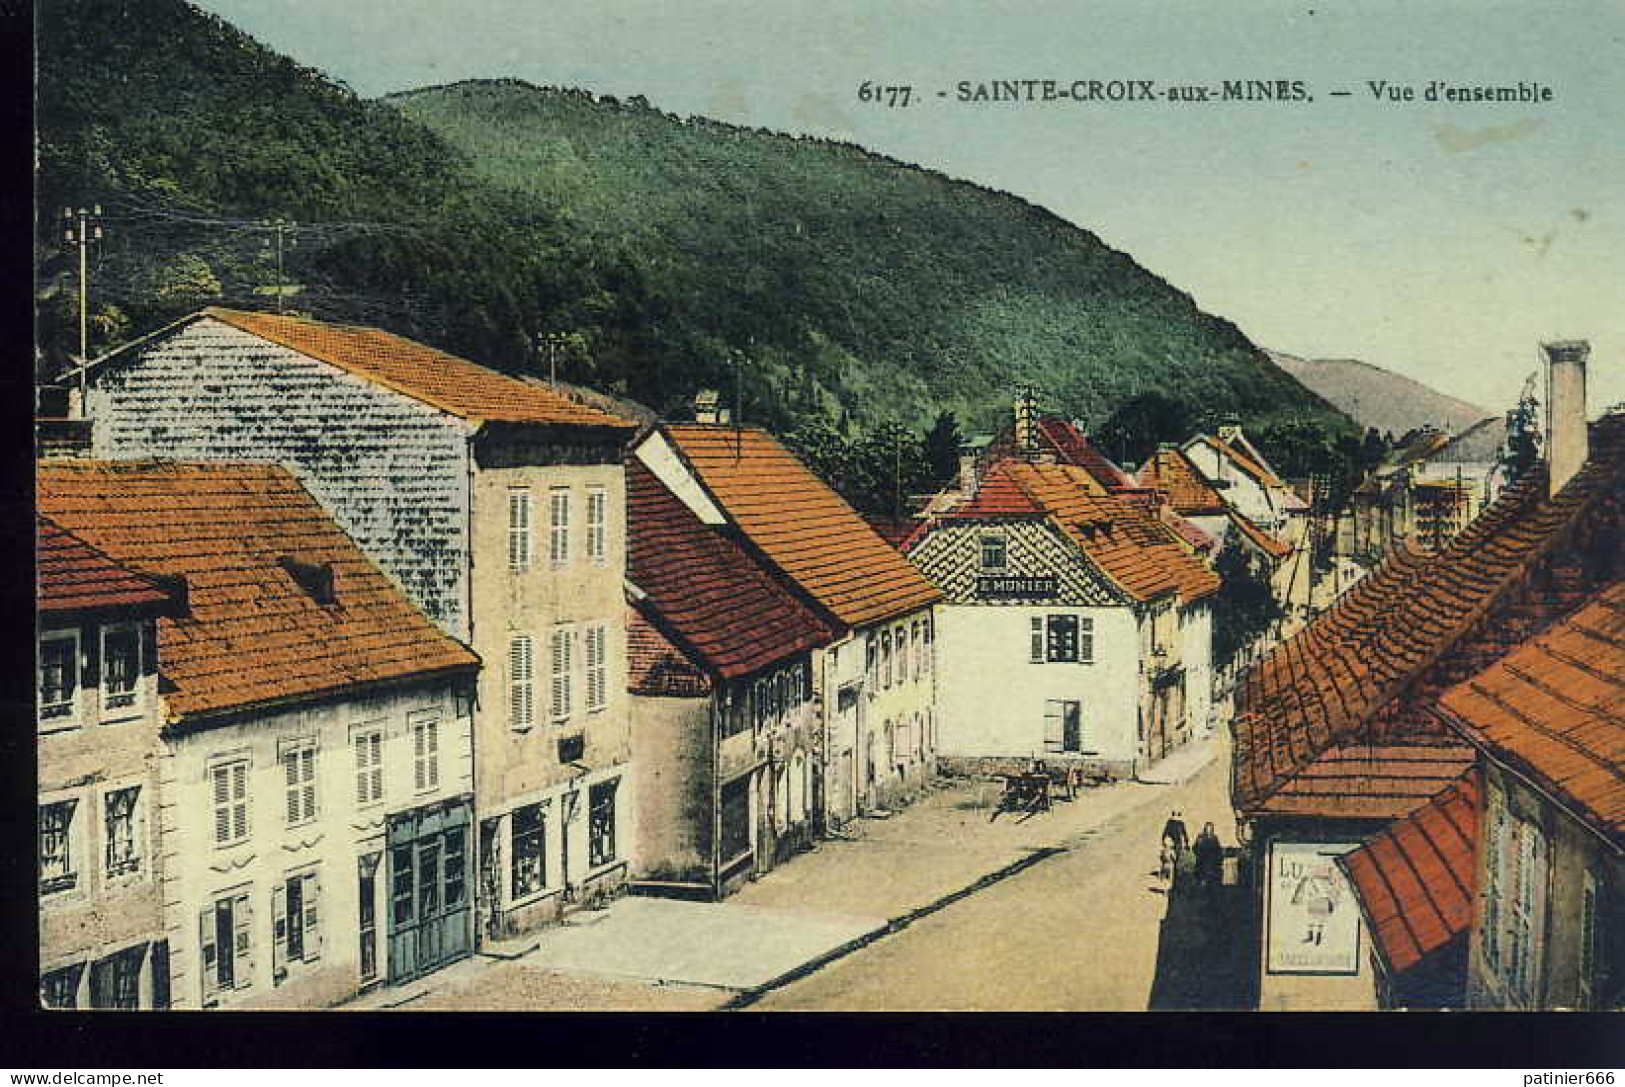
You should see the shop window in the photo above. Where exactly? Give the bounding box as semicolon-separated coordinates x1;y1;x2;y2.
589;779;618;867
89;944;147;1009
510;803;546;899
41;963;83;1009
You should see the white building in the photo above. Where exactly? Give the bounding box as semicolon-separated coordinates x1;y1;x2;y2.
906;460;1219;776
81;308;639;941
38;460;481;1009
630;423;944;827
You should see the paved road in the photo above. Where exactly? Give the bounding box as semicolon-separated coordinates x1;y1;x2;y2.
749;732;1249;1011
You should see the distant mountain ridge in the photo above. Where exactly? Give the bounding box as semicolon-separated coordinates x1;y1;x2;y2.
1267;350;1492;437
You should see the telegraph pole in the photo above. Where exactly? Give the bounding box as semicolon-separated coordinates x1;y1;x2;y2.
262;218;297;313
535;331;569;387
62;206;104;416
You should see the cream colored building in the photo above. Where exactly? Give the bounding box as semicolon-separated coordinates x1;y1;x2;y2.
82;309;639;943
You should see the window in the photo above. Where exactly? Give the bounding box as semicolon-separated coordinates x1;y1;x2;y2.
354;727;384;807
211;760;250;847
411;712;441;792
102;624;141;712
865;635;878;689
881;629;893;689
910;621;921;681
1043;700;1083;753
585;624;608;712
507;488;532;572
1508;818;1548;1004
980;533;1007;571
39;800;78;894
1046;614;1082;663
720;777;751;862
200;890;253;1001
550;628;573;720
1483;803;1506;971
509;633;535;730
896;717;912;764
510;802;546;899
357;852;381;984
589;779;618;867
104;786;141;878
41;963;83;1009
586;487;607;564
549;488;570;565
923;615;934;674
89;945;147;1010
38;633;78;725
273;870;321;982
1579;871;1600;1008
282;740;317;826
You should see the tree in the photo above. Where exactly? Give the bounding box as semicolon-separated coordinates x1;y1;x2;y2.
923;410;964;485
1096;392;1199;468
1500;388;1542;487
1210;546;1285;670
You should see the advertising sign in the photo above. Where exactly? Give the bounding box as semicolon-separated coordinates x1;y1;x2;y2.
1265;841;1362;976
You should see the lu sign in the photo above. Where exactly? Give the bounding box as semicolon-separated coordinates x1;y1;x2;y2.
975;575;1057;600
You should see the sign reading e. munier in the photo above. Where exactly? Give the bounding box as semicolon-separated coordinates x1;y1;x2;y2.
975;575;1057;600
1265;842;1362;976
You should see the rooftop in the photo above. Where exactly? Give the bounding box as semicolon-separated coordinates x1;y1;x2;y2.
658;424;943;629
37;460;478;723
998;460;1221;604
37;515;177;615
1339;771;1481;975
1438;577;1625;851
1232;414;1625;822
1137;446;1227;516
626;609;712;698
1187;434;1309;511
627;457;834;682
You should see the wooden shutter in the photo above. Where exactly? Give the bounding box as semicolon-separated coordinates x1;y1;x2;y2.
304;873;322;962
1078;617;1094;664
284;751;301;825
354;734;368;805
213;766;230;845
1030;617;1044;663
509;634;534;730
272;882;288;979
413;720;427;791
424;718;439;789
551;628;572;718
232;892;253;989
199;908;219;1001
231;763;248;842
508;489;531;572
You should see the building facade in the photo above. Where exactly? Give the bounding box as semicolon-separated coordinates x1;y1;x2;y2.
37;517;180;1009
83;309;638;942
39;460;482;1010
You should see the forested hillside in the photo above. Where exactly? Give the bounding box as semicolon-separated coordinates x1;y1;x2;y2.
36;0;1348;455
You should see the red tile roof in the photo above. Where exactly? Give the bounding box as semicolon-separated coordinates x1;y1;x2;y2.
37;460;478;723
1228;509;1293;562
37;515;177;615
864;516;922;551
1437;578;1625;849
626;608;712;698
938;471;1047;519
1161;507;1217;553
1232;416;1625;821
198;309;636;431
1339;771;1481;974
1138;446;1227;516
627;458;834;681
1035;416;1137;491
998;461;1221;604
658;425;943;628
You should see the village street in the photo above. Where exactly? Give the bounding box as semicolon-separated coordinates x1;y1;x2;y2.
353;727;1248;1013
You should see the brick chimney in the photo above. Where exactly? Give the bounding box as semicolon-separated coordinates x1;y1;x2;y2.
694;389;729;425
1014;388;1039;457
959;452;979;500
1542;340;1589;497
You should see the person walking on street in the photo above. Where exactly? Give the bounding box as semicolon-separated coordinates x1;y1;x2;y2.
1194;822;1223;887
1160;810;1189;886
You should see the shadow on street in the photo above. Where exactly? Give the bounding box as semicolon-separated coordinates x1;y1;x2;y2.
1147;853;1259;1011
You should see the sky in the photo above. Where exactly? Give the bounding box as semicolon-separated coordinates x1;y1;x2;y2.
195;0;1625;419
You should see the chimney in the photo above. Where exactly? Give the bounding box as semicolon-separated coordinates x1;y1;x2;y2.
694;389;728;425
958;452;979;500
1218;422;1243;445
1014;388;1039;457
1543;340;1589;497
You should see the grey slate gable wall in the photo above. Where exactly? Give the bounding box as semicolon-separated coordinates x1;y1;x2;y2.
906;519;1123;606
88;318;473;640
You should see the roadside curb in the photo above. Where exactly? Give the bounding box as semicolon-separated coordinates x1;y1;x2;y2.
721;844;1067;1010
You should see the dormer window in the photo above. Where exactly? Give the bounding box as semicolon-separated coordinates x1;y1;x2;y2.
279;557;336;606
979;533;1007;571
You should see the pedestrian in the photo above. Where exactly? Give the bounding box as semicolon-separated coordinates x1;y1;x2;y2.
1194;821;1223;886
1161;810;1189;856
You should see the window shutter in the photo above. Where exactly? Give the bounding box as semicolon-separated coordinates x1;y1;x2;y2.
1030;617;1044;663
302;747;316;821
508;489;531;572
510;634;534;730
1078;617;1094;664
413;722;427;792
231;763;248;841
354;735;368;805
199;908;218;1000
284;752;300;825
272;883;288;979
425;719;439;788
369;735;383;802
304;874;322;962
233;893;253;989
213;767;230;844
